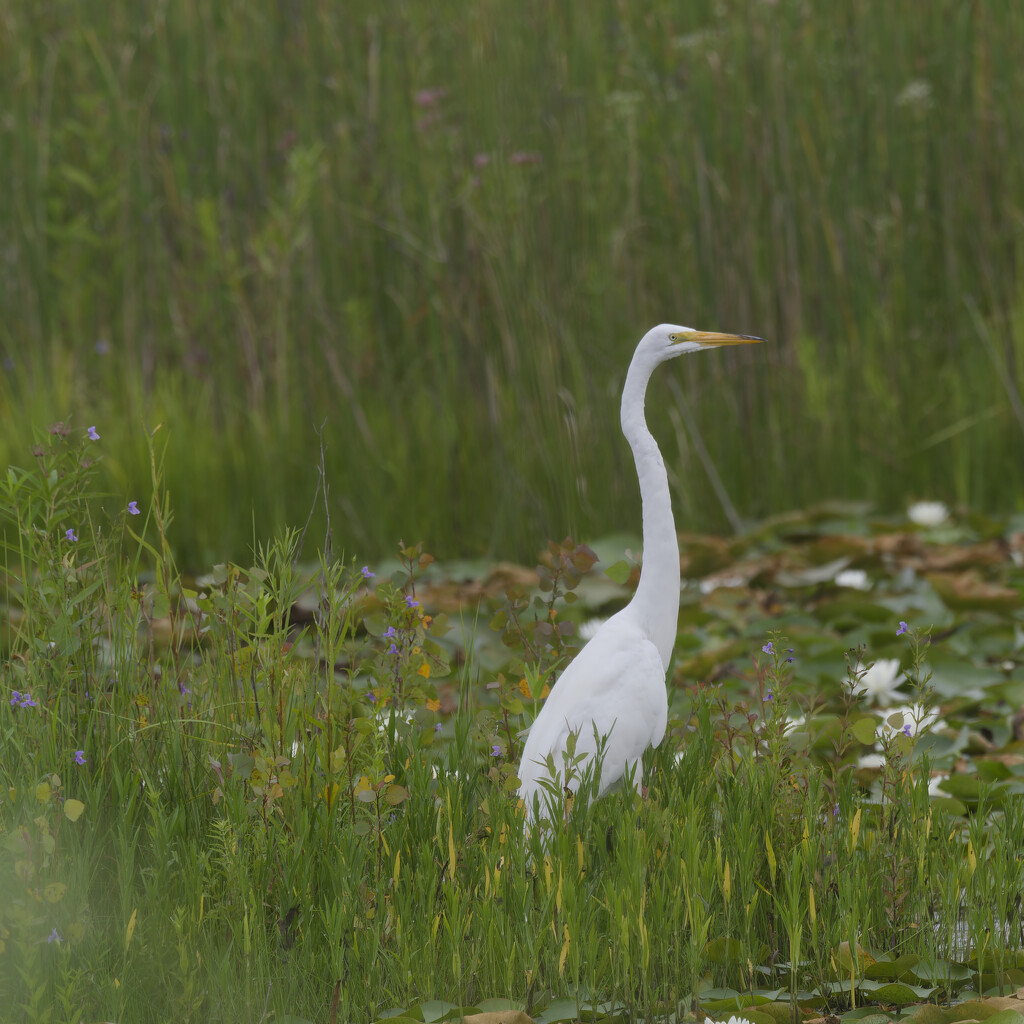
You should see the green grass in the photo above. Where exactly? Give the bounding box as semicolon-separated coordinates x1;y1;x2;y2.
3;3;1024;568
2;431;1024;1023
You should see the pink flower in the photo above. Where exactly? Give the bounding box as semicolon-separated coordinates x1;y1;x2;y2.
510;150;541;166
415;87;447;108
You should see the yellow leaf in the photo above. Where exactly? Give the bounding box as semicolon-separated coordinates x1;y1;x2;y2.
968;839;977;877
765;831;776;886
849;807;861;852
43;882;67;903
35;782;51;804
559;923;571;976
723;859;731;905
125;908;137;953
63;798;85;822
809;883;816;925
426;698;441;712
417;663;431;679
448;821;456;883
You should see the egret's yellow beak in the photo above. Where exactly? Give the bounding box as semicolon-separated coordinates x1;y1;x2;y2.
684;331;764;346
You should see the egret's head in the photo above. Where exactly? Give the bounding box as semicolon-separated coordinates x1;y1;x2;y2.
644;323;764;360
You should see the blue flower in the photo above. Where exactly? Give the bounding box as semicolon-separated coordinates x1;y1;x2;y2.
87;425;100;441
896;621;909;636
127;500;140;516
763;691;773;702
404;595;420;609
902;724;912;737
382;626;397;639
762;641;774;655
360;566;374;579
491;744;502;757
367;692;377;704
47;928;61;944
65;528;78;542
73;750;86;766
387;643;398;655
9;691;20;706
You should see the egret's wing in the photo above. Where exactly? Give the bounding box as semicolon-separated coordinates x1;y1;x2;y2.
517;625;667;819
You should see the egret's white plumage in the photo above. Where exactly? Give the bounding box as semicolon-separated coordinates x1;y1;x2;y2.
517;324;762;824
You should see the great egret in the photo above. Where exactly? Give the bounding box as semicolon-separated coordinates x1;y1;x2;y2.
517;324;763;824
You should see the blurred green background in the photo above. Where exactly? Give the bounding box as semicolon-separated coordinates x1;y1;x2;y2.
2;0;1023;570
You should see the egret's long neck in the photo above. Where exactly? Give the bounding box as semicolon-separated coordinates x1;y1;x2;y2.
620;352;680;669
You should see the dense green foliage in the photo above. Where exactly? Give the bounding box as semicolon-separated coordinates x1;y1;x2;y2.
2;2;1024;567
2;429;1023;1022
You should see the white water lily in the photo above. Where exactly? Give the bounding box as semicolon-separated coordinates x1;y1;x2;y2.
878;703;944;739
908;500;949;527
857;658;907;707
706;1017;755;1024
834;568;871;590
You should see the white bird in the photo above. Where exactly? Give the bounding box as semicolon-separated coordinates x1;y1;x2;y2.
517;324;762;825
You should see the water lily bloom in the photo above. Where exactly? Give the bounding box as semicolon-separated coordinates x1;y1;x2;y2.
879;703;944;739
127;501;140;515
835;568;870;590
858;658;906;707
87;425;100;440
908;500;949;526
706;1017;755;1024
65;528;78;542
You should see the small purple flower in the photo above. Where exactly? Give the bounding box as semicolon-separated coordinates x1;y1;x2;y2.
833;802;840;817
94;338;110;355
127;501;140;516
65;528;78;542
13;692;37;708
73;750;86;766
902;724;912;737
763;691;774;702
360;566;374;579
434;722;443;732
762;641;774;656
491;745;502;757
404;595;419;609
786;657;795;664
382;626;397;639
897;621;909;636
87;425;100;441
9;690;20;706
47;928;61;944
367;692;377;704
387;643;398;655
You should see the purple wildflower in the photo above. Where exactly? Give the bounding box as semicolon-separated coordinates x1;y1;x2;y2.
387;643;398;655
897;621;909;636
491;745;502;757
902;724;912;737
434;722;443;732
10;691;20;706
127;501;140;516
763;691;773;702
762;641;774;656
367;692;377;704
87;425;100;441
65;528;78;542
12;692;37;708
47;928;61;944
360;566;374;579
404;595;419;609
382;626;397;639
73;750;86;766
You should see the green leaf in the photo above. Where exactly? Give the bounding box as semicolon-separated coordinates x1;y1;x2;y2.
603;560;632;585
852;716;879;745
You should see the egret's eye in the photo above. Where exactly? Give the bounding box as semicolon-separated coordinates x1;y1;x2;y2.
669;334;676;341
